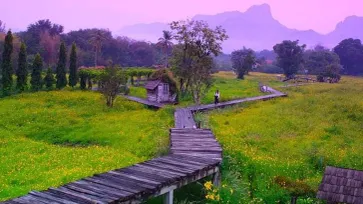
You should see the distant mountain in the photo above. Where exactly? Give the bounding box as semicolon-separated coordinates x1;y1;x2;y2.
117;4;363;53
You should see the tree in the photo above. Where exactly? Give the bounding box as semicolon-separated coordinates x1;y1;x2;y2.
39;31;60;66
56;42;67;89
170;20;228;104
44;67;55;89
16;43;28;91
89;29;110;67
333;38;363;75
273;40;306;78
304;45;341;75
157;30;173;67
99;66;128;107
317;64;342;83
274;176;315;204
231;48;256;79
1;30;13;96
68;43;78;87
31;54;43;91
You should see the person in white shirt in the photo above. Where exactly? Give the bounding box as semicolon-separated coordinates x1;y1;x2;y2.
214;90;220;104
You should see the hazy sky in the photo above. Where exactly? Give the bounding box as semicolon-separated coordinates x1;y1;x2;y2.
2;0;363;34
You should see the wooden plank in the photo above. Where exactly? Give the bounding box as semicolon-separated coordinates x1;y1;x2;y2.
83;177;140;194
143;160;195;174
108;171;161;186
71;180;133;198
29;191;78;204
47;188;104;204
12;195;51;204
95;173;154;191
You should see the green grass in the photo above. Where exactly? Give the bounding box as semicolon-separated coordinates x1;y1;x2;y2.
129;71;264;106
0;90;173;201
200;74;363;202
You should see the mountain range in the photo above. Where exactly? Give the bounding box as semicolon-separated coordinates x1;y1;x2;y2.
117;4;363;53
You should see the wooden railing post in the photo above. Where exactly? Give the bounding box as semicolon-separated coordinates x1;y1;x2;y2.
164;190;174;204
212;167;221;187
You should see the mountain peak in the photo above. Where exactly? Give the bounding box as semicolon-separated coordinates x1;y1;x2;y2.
245;3;272;17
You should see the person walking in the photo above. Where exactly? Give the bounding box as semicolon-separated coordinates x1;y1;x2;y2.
214;90;220;104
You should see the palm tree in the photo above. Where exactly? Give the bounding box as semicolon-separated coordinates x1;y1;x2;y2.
89;29;109;67
157;30;173;68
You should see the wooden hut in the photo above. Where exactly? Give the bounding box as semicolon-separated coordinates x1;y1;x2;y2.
145;80;176;103
317;166;363;203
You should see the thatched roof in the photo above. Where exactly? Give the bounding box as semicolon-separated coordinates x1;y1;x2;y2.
317;166;363;204
145;80;161;90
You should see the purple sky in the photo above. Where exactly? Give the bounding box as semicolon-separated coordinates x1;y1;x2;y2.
2;0;363;34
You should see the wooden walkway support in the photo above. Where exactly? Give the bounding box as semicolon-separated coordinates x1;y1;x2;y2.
1;86;286;204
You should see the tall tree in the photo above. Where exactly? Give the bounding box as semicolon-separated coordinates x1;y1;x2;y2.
304;45;341;75
273;40;306;78
56;42;67;89
68;43;78;87
39;31;60;66
89;29;109;67
31;54;43;91
231;48;256;79
1;30;13;96
157;30;173;67
333;38;363;75
170;20;228;104
44;67;55;90
16;43;28;91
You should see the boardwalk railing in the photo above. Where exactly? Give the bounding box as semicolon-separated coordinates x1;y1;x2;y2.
2;86;286;204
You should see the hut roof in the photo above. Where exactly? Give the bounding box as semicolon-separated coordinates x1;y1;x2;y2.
145;80;161;90
317;166;363;204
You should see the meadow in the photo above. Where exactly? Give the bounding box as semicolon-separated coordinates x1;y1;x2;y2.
199;73;363;203
0;90;174;201
129;71;265;106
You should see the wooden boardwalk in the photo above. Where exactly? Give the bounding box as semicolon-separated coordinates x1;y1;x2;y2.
2;86;285;204
123;95;164;108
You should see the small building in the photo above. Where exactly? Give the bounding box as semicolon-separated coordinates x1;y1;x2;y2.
145;80;176;103
317;166;363;204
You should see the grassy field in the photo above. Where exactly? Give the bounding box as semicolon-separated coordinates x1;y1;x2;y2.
199;74;363;203
0;90;174;201
129;72;266;106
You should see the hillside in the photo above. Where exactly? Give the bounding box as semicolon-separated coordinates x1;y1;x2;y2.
118;4;363;52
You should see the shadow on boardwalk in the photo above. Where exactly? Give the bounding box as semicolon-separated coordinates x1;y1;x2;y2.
2;86;286;204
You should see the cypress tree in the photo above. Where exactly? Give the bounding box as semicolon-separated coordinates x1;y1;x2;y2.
56;42;67;89
1;30;13;96
44;67;55;90
68;43;78;87
16;43;28;92
30;54;43;91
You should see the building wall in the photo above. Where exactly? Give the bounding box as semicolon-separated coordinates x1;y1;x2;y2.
147;90;157;102
157;83;170;103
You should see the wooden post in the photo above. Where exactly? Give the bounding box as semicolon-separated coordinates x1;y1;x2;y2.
212;168;221;187
164;190;174;204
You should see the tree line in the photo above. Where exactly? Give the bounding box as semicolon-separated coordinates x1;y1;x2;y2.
229;38;363;82
1;30;78;96
0;19;170;71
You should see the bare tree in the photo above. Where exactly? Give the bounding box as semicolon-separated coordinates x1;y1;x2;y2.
89;29;110;67
157;30;173;67
99;66;128;107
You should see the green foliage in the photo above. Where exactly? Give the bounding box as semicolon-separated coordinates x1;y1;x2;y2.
1;31;13;96
273;40;306;78
44;67;55;90
0;91;173;201
99;66;128;107
68;43;78;87
231;48;256;79
16;43;28;92
333;38;363;75
256;64;284;74
170;20;228;104
30;54;43;91
56;42;67;89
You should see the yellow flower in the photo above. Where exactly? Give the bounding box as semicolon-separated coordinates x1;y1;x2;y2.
230;188;234;194
204;181;213;191
205;194;215;200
